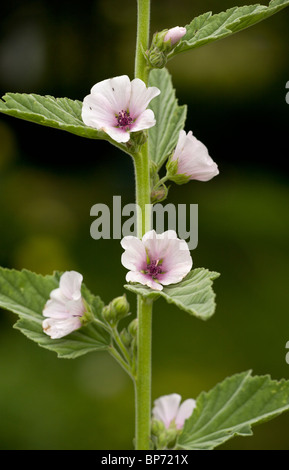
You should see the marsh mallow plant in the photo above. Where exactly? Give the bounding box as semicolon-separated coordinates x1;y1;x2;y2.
0;0;289;450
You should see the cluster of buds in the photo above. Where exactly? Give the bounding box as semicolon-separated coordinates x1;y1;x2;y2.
146;26;187;69
102;294;130;326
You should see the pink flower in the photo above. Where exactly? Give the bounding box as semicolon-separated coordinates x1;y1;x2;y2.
164;26;187;46
121;230;192;291
152;394;196;430
81;75;160;143
42;271;85;339
171;130;219;182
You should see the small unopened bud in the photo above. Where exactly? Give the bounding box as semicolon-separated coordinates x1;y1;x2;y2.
151;184;168;204
164;27;187;46
103;295;130;325
146;48;167;69
165;426;178;443
128;318;138;338
151;418;166;436
120;327;132;347
111;295;130;319
127;130;148;153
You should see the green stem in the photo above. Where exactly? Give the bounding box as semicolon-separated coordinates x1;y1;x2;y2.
133;148;151;237
133;0;153;450
135;0;150;83
133;149;153;450
134;296;153;449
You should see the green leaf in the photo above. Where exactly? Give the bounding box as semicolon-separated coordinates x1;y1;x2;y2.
169;0;289;58
0;267;111;359
177;370;289;450
148;68;187;171
0;92;130;155
124;268;220;321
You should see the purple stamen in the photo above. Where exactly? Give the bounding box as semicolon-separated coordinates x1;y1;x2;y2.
146;259;163;279
116;110;133;130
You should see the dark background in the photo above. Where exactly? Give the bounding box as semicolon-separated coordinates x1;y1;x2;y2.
0;0;288;449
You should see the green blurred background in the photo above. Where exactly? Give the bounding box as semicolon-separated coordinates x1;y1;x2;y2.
0;0;289;450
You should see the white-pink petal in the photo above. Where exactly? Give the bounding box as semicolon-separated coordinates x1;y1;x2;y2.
91;75;131;114
59;271;83;300
164;26;187;45
175;399;196;429
129;78;160;117
172;130;219;182
131;109;156;132
121;236;147;272
42;316;82;340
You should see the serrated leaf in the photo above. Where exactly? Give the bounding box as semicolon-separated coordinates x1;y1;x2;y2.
124;268;220;320
0;267;111;359
0;92;130;155
169;0;289;58
177;370;289;450
148;68;187;170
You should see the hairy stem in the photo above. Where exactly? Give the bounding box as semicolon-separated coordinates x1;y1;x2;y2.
133;0;153;451
135;0;150;83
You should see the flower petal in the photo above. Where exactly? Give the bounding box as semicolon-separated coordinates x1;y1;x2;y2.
104;125;131;143
42;298;71;319
42;316;82;339
121;236;147;271
131;109;156;132
175;399;196;429
90;75;131;113
129;79;160;117
82;92;117;130
60;271;83;301
152;394;182;428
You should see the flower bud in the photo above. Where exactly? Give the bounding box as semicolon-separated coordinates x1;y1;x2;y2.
146;26;185;70
127;129;148;152
111;295;130;319
146;27;186;69
165;426;178;443
164;27;187;46
168;130;219;184
151;184;168;204
128;318;138;338
120;327;132;348
146;47;167;69
151;418;166;436
103;295;130;325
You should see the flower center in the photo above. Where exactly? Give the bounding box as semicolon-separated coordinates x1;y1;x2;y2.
146;259;163;279
116;110;133;130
